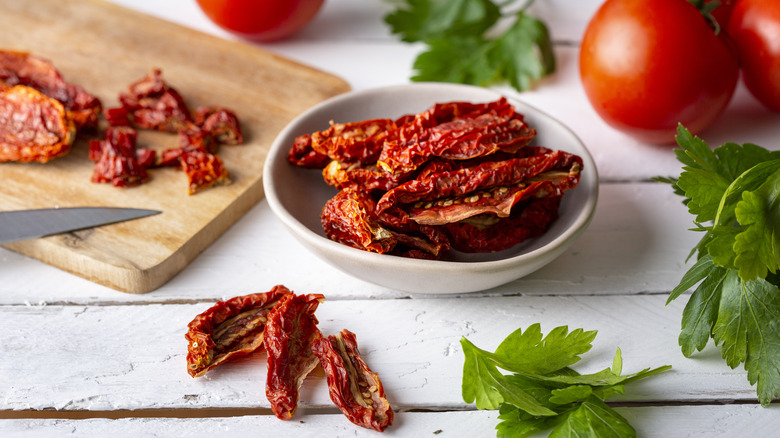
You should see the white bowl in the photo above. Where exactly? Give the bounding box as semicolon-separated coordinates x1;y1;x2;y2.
263;83;598;294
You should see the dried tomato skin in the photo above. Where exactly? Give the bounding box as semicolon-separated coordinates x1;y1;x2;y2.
321;188;396;254
180;149;230;195
311;119;395;165
377;97;535;174
0;50;102;129
264;292;325;420
118;68;193;132
90;126;149;187
194;106;244;145
376;148;582;214
0;84;75;163
444;196;562;252
322;160;408;193
185;285;293;378
287;133;331;169
311;329;394;432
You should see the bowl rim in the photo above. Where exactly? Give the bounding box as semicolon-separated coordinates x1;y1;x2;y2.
263;82;599;274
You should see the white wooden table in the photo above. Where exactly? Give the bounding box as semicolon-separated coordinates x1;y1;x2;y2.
2;1;779;436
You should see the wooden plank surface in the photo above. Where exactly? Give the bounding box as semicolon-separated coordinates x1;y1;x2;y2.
0;296;755;413
4;405;780;438
0;0;350;294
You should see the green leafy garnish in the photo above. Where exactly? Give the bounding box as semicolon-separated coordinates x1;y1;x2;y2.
657;124;780;406
384;0;555;92
461;323;671;437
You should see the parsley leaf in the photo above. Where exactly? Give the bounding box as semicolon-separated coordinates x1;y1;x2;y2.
385;0;555;92
462;324;670;437
384;0;500;42
660;124;780;406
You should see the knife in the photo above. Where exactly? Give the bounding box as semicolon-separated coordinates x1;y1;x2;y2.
0;207;161;245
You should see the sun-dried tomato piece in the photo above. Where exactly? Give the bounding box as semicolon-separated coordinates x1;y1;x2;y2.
118;68;193;132
311;119;396;165
103;106;132;127
185;285;293;378
0;50;102;129
194;106;243;145
90;126;149;187
288;133;331;169
0;84;75;163
378;97;535;174
443;196;562;252
311;329;394;432
322;160;408;193
321;188;396;254
376;148;582;214
264;292;325;420
180;149;230;195
406;166;582;226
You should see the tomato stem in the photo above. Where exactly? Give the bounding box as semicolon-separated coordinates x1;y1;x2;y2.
687;0;723;34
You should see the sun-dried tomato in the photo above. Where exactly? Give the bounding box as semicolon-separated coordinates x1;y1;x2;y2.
311;119;396;165
443;196;562;252
194;106;243;145
376;148;582;216
89;126;150;187
117;68;192;132
0;84;76;163
0;50;102;130
264;292;325;420
289;97;584;258
180;149;230;195
378;98;535;174
322;160;408;193
185;285;293;378
287;133;331;169
321;188;396;254
310;329;394;432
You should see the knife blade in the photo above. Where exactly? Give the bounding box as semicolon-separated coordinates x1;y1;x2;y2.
0;207;161;244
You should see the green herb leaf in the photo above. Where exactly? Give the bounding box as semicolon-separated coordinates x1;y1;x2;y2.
384;0;501;42
678;259;726;357
462;325;670;436
411;35;498;86
661;125;780;406
461;336;557;415
549;397;636;438
385;0;556;92
497;403;565;438
712;272;780;406
733;168;780;280
492;323;597;375
486;13;556;92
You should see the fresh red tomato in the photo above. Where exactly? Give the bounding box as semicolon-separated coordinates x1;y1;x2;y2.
709;0;737;28
727;0;780;111
579;0;739;144
196;0;324;42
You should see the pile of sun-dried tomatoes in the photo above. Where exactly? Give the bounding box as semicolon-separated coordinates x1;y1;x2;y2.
0;51;242;194
288;97;583;258
186;285;393;432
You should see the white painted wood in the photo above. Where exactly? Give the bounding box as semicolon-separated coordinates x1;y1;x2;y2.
2;404;779;438
0;182;701;303
0;296;758;412
1;1;777;436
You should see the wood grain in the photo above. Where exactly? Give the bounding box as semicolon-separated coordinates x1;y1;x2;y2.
0;0;350;293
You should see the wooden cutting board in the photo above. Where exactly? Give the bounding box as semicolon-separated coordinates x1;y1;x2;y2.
0;0;350;293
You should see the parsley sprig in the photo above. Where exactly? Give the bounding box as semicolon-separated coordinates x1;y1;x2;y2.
384;0;555;92
461;323;671;437
657;125;780;406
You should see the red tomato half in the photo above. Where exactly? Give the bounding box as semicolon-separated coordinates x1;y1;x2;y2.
196;0;324;42
727;0;780;112
579;0;739;144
